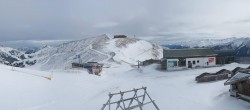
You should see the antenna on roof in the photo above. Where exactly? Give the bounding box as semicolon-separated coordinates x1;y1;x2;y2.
77;54;81;64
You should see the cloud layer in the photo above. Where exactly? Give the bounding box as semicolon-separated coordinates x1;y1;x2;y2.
1;0;250;41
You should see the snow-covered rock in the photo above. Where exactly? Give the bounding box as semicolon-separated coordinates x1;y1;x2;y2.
31;34;163;70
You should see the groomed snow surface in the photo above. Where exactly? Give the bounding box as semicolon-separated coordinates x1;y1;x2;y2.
0;63;249;110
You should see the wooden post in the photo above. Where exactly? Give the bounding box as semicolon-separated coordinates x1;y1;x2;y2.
137;60;140;69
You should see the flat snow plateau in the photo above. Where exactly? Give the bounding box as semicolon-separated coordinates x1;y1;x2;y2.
0;63;249;110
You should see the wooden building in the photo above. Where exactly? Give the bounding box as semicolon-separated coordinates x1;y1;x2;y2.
214;50;235;64
224;72;250;101
72;62;103;75
195;69;232;82
162;48;217;70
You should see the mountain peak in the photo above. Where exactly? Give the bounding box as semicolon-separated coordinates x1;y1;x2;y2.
32;35;163;70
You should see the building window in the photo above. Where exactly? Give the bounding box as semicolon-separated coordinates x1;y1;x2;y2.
178;58;186;67
193;61;196;64
197;60;199;63
168;61;178;67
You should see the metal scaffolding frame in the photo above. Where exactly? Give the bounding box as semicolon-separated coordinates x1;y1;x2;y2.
101;87;160;110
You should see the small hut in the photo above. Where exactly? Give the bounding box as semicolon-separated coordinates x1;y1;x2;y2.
114;35;127;38
224;72;250;101
72;62;103;75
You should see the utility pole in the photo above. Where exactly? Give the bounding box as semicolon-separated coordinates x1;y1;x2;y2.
137;60;140;69
78;54;81;64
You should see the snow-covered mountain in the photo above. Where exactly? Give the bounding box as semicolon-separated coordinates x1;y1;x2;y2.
0;40;69;49
166;37;250;57
0;45;29;67
235;38;250;57
1;40;70;55
30;34;163;70
170;37;246;49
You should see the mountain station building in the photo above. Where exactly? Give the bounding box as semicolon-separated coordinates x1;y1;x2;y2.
161;48;217;71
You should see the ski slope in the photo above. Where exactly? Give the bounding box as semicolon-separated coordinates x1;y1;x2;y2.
0;63;249;110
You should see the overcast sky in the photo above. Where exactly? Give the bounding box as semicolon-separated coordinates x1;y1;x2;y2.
1;0;250;41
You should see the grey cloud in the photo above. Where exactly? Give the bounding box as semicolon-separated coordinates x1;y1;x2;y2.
1;0;250;42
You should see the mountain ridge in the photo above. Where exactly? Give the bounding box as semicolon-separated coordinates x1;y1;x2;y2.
28;34;163;70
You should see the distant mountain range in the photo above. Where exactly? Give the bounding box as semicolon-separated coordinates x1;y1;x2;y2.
0;40;69;54
163;37;250;57
1;36;249;68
